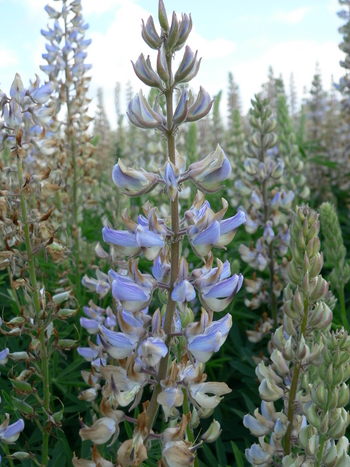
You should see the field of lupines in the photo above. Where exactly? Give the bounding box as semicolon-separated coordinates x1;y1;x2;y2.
1;0;350;466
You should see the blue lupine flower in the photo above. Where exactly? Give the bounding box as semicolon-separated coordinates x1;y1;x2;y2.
217;210;246;246
77;346;102;362
111;260;157;312
0;348;9;365
194;256;243;312
186;313;232;362
102;227;140;257
187;145;232;193
138;337;168;367
99;325;139;360
171;258;196;307
0;416;25;444
112;159;159;197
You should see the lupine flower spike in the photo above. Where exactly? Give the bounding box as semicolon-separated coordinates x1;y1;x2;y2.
77;1;245;465
245;205;350;466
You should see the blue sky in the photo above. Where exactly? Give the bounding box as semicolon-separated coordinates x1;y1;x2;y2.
0;0;344;126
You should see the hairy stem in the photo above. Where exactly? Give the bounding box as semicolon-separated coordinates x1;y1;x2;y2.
17;157;51;467
284;293;309;455
146;53;180;432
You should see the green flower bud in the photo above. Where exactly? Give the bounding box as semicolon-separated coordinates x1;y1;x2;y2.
190;407;199;428
333;366;345;386
327;408;349;438
303;401;321;428
258;375;284;402
315;382;328;408
7;453;32;460
10;379;32;393
13;397;35;415
283;314;297;338
57;308;79;319
282;336;294;361
326;362;334;386
305;432;318;456
303;251;310;274
299;425;317;449
179;307;194;328
323;439;337;467
272;326;287;351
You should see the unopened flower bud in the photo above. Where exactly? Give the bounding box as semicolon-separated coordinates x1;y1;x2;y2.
201;420;222;443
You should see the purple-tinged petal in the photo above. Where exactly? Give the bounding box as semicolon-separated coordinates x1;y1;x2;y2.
203;274;243;299
0;348;9;365
219;211;246;236
135;225;164;248
80;318;100;334
100;325;138;347
192;220;220;246
172;280;196;303
0;418;25;443
112;278;149;302
77;347;99;362
102;227;138;248
187;331;221;362
32;81;56;104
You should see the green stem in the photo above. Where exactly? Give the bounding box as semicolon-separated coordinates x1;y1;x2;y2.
183;389;199;467
182;389;194;442
339;284;348;330
3;444;16;467
63;6;80;295
17;158;51;467
284;293;309;455
7;266;21;311
146;53;180;432
260;132;278;325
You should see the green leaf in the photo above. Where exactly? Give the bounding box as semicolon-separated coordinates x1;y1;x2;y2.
229;360;255;378
229;407;246;419
124;420;133;439
242;393;256;415
309;156;338;168
54;357;83;380
90;134;100;146
51;440;66;467
216;437;227;467
231;442;244;467
1;389;14;408
202;443;218;466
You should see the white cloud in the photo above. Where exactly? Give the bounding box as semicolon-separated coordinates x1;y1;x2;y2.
83;0;128;15
273;7;313;24
231;40;342;114
88;2;237;127
23;0;130;15
0;45;17;66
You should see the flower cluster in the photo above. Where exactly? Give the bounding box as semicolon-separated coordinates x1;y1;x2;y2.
320;202;350;329
0;73;78;466
76;2;245;465
236;94;292;326
244;205;350;466
0;349;25;462
276;94;310;200
40;0;94;289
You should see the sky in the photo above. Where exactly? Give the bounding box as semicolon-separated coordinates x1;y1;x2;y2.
0;0;346;127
